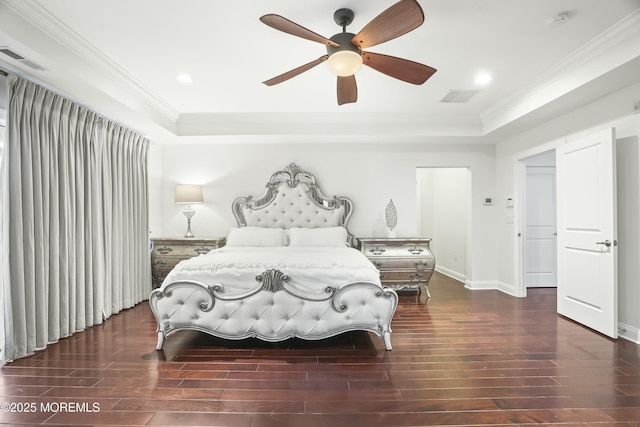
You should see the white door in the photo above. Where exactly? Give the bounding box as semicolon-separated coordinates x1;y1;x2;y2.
525;166;557;287
556;128;617;338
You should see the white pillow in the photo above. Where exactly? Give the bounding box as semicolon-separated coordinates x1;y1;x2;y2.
288;227;348;247
226;227;286;247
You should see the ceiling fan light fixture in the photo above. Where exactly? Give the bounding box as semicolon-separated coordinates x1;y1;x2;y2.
327;50;363;76
260;1;435;104
326;31;362;77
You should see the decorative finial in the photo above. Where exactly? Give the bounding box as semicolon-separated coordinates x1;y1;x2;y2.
385;199;397;237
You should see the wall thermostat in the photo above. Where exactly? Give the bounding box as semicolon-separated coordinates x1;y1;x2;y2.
483;197;493;205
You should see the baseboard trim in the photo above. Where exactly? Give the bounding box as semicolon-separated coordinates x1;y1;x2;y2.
434;266;466;283
464;279;497;290
462;279;520;297
496;281;518;296
618;322;640;344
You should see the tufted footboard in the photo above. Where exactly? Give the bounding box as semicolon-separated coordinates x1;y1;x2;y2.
149;269;399;350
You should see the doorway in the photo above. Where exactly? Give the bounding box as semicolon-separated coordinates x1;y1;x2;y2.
416;167;470;282
522;151;557;288
515;129;623;339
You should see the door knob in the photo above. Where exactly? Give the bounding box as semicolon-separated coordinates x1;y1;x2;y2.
596;240;611;247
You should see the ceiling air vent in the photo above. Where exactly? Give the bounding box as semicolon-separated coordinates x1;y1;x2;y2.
440;89;479;103
0;47;47;71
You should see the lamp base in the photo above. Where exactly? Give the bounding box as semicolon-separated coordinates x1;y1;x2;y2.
183;207;196;238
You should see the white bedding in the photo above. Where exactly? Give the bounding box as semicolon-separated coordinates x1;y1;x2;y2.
162;246;381;297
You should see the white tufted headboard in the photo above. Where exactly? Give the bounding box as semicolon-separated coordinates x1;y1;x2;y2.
232;163;356;246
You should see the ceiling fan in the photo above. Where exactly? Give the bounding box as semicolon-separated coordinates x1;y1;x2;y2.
260;0;437;105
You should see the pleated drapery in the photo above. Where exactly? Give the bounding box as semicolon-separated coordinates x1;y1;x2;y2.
2;76;151;362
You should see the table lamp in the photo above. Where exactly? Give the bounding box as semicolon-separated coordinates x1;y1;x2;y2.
175;184;203;238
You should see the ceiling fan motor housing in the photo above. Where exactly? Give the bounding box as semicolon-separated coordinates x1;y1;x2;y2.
326;32;361;57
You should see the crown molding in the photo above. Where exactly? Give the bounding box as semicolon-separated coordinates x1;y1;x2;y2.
4;0;180;124
481;8;640;134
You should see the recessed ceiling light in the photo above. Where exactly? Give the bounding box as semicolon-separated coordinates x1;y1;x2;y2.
176;73;193;84
474;72;492;86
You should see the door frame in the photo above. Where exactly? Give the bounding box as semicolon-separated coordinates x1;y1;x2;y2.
513;139;563;298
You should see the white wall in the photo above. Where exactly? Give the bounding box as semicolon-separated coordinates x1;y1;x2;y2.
152;141;498;286
617;134;640;342
495;81;640;342
417;168;469;282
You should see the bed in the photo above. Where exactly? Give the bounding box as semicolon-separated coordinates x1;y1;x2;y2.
149;163;399;350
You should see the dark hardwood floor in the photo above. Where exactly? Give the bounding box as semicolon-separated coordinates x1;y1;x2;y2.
2;272;640;426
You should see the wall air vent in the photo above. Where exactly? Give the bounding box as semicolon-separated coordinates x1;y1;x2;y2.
440;89;479;103
0;47;47;71
0;48;24;60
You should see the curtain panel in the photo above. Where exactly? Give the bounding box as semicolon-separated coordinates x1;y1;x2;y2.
0;110;7;364
2;76;151;361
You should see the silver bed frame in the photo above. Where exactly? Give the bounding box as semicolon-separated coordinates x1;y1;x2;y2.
149;163;398;350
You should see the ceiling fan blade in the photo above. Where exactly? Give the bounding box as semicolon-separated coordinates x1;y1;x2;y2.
337;75;357;105
260;14;339;47
352;0;424;49
263;55;329;86
362;51;436;85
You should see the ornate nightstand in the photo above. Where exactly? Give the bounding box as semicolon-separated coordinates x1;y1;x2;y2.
359;237;435;299
150;237;225;288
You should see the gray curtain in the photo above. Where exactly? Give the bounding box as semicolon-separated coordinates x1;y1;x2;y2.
0;112;7;363
2;76;151;361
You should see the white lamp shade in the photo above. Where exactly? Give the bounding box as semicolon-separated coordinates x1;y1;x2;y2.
175;184;203;204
